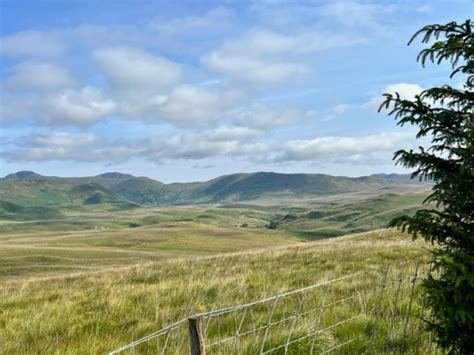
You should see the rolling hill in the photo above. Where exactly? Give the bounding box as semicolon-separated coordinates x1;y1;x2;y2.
0;170;430;213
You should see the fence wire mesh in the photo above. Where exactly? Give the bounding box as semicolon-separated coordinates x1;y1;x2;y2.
109;258;440;354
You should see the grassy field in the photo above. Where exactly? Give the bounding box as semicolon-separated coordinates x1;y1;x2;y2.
0;229;433;354
0;205;300;281
0;188;435;353
0;189;430;280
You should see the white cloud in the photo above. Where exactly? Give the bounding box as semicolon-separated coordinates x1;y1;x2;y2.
235;104;300;129
1;79;238;128
331;104;352;115
318;1;393;30
3;126;260;163
203;51;307;86
363;83;424;111
4;62;77;91
386;83;424;100
94;47;182;92
250;0;392;28
202;27;361;86
0;30;65;57
145;125;263;161
202;29;308;86
159;85;239;124
2;127;415;168
275;132;414;162
0;86;116;126
316;104;354;121
212;126;261;141
150;6;234;34
3;131;142;162
4;131;101;161
330;153;387;166
41;87;117;126
152;136;239;160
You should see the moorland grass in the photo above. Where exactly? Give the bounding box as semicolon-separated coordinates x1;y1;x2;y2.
0;229;432;354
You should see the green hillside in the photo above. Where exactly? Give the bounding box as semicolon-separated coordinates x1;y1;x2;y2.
0;171;428;219
271;192;429;238
0;177;138;220
110;177;170;204
138;172;425;205
192;172;410;201
0;229;432;354
0;179;75;206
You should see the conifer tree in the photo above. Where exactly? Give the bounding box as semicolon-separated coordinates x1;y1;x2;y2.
380;20;473;353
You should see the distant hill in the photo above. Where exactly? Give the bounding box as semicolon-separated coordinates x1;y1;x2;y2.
111;177;169;204
0;171;430;213
4;171;46;180
192;172;388;200
0;172;139;219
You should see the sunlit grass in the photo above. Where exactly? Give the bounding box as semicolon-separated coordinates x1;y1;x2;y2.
0;229;431;354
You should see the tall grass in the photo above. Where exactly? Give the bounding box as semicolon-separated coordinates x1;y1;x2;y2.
0;229;432;354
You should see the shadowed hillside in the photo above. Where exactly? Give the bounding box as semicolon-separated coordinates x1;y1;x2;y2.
0;171;430;210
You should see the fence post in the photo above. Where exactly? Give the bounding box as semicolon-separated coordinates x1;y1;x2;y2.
189;317;205;355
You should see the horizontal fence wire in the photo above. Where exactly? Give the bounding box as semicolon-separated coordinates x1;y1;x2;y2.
109;258;441;354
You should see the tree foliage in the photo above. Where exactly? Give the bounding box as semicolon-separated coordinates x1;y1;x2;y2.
380;20;473;353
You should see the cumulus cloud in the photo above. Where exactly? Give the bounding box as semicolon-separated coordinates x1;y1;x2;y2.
202;28;361;86
275;132;414;162
150;6;234;34
2;131;143;162
0;30;65;57
252;0;393;37
1;80;237;127
149;135;239;160
330;154;388;166
3;62;77;91
93;47;236;125
94;47;182;92
235;104;300;129
2;124;264;164
145;125;263;161
159;85;239;125
2;126;415;170
331;104;352;115
363;83;424;111
308;104;354;122
3;131;102;161
318;1;393;31
0;87;117;126
202;29;308;86
40;87;117;126
212;126;261;141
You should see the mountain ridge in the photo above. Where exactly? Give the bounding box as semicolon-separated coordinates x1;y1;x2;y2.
2;170;414;185
0;170;430;210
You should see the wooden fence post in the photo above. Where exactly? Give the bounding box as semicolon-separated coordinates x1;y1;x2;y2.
188;317;205;355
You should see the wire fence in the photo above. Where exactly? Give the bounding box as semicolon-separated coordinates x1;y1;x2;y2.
109;258;440;354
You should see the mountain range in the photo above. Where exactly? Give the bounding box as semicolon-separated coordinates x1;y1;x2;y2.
0;171;427;214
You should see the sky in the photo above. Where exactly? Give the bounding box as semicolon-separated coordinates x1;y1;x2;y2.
0;0;470;182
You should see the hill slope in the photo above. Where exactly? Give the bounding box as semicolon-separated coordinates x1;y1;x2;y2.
0;170;430;210
107;171;429;205
0;229;431;354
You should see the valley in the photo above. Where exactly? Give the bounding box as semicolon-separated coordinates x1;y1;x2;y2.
0;171;433;353
0;171;431;281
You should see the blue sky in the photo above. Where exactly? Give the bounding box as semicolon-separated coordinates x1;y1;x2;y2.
0;0;470;182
